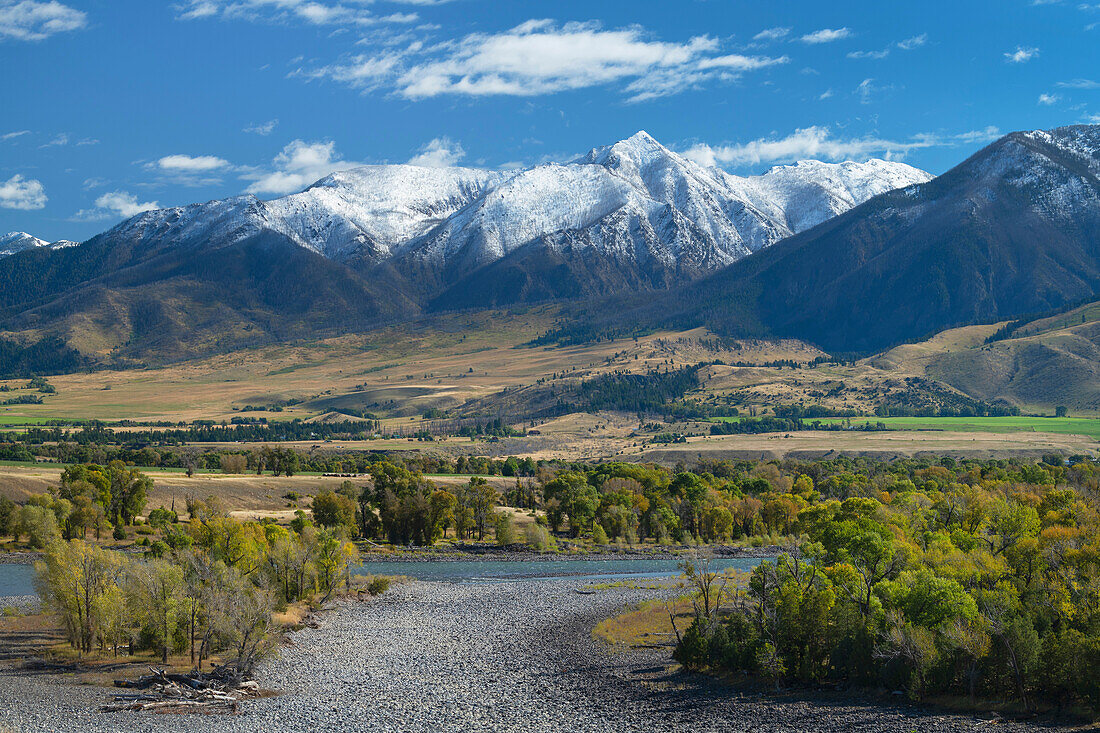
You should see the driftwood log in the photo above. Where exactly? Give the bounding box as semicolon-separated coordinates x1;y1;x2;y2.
102;666;262;714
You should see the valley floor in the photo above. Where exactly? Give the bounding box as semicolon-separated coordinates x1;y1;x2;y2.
0;578;1080;733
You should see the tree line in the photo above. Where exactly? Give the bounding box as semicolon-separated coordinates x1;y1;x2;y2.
16;495;356;675
671;456;1100;713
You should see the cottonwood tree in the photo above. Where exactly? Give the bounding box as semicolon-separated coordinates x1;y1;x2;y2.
36;540;122;655
126;558;185;664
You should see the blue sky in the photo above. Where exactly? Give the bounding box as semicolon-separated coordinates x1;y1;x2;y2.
1;0;1098;241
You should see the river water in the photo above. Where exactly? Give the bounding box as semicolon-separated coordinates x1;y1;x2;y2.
0;563;35;598
0;556;767;598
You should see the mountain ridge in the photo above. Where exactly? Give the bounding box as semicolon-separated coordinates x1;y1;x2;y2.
591;124;1100;354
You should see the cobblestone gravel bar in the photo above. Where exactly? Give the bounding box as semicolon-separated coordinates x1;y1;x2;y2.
0;578;1075;732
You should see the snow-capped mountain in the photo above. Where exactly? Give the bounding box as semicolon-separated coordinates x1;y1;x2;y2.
99;165;505;264
87;131;929;284
2;124;1097;371
0;232;83;258
649;124;1100;354
396;131;931;277
0;231;49;257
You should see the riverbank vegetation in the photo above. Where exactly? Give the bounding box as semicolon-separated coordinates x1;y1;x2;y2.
0;461;361;676
670;457;1100;715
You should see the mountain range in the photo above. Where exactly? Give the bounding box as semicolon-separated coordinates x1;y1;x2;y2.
623;124;1100;354
0;125;1098;376
0;131;929;368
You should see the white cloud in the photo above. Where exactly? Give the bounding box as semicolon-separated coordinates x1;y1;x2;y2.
40;132;68;147
1038;93;1061;105
856;77;878;104
848;49;889;60
819;88;834;99
847;34;925;60
244;119;279;135
0;0;86;41
177;0;420;27
1;130;29;140
407;137;465;167
304;20;788;101
0;174;46;210
799;27;852;44
697;53;789;71
753;27;790;42
897;33;928;50
243;139;363;195
74;191;159;221
1004;46;1039;63
1057;78;1100;88
156;154;231;172
679;125;1002;168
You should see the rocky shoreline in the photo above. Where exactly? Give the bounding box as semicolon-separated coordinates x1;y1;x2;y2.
356;543;785;563
0;575;1082;732
0;594;40;615
0;552;41;565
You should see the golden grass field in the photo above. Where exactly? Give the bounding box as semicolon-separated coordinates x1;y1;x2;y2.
0;309;1096;474
0;310;830;426
0;463;521;519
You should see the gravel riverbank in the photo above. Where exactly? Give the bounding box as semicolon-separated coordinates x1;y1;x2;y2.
0;577;1082;732
0;595;39;615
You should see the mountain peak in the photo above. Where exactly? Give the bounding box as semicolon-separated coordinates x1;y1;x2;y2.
0;231;50;257
580;130;676;169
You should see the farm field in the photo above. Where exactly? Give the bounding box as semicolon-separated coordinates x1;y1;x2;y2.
811;416;1100;441
0;463;519;520
634;428;1099;463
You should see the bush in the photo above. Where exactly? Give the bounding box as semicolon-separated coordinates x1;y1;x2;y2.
146;507;177;529
592;523;609;546
524;523;553;551
367;576;391;596
220;454;248;474
495;512;515;546
112;525;126;541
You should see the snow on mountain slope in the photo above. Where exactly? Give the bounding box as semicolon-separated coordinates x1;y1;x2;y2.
730;159;933;235
399;131;929;274
100;165;504;263
264;165;506;259
42;131;933;284
0;231;49;257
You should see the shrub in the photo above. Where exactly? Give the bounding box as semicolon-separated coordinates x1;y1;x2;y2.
147;540;170;558
495;512;515;546
220;454;248;474
146;507;177;529
524;523;553;551
592;523;609;546
112;525;126;541
367;576;391;596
